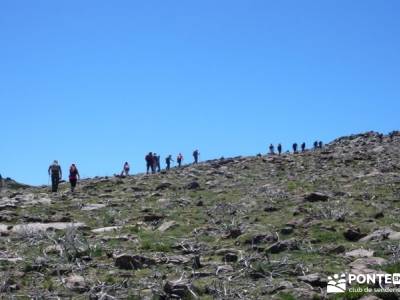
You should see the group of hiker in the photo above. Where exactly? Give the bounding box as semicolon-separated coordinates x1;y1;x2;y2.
48;160;80;193
269;141;323;155
47;150;201;193
144;150;200;174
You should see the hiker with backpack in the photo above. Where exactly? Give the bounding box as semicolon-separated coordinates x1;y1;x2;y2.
193;150;200;164
121;162;130;176
145;152;154;174
48;160;62;192
301;142;306;152
177;153;183;168
292;143;298;154
318;141;323;149
269;144;275;155
165;155;174;170
69;164;80;192
277;144;282;155
314;141;318;150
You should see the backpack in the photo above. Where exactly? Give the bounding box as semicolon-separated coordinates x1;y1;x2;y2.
51;164;60;175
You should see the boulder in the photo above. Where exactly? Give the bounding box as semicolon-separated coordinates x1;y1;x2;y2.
304;192;329;202
115;254;157;270
266;239;298;254
65;274;87;293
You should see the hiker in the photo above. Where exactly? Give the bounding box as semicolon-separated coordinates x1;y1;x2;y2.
165;155;174;170
193;150;200;164
0;174;2;191
145;152;154;174
378;133;384;143
48;160;62;192
269;144;274;155
121;162;130;176
277;144;282;155
155;154;161;172
292;143;298;154
177;153;183;168
318;141;323;149
314;141;318;150
301;142;306;152
69;164;80;192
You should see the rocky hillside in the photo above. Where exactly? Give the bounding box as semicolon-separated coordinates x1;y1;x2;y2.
1;131;400;299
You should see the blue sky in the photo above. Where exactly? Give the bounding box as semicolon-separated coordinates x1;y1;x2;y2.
1;1;399;185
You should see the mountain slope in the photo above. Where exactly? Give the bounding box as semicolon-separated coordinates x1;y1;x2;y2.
0;131;399;299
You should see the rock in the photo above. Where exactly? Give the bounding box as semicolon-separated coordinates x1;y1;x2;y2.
243;233;277;245
187;181;200;190
143;214;164;222
297;273;327;287
91;226;123;233
264;205;278;212
225;228;242;239
0;222;87;235
323;244;346;254
266;239;298;254
157;221;178;232
344;227;365;241
359;228;394;242
280;227;293;235
164;279;197;299
81;203;106;211
304;192;329;202
155;182;172;190
216;265;234;274
114;254;157;270
345;249;374;258
65;274;87;293
223;252;238;263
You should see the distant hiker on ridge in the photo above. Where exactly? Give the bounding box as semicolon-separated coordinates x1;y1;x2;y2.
301;142;306;152
48;160;62;192
177;153;183;168
69;163;80;192
165;155;174;170
277;144;282;155
155;154;161;172
269;144;275;155
314;141;318;150
292;143;298;154
318;141;323;149
145;152;154;174
193;150;200;164
121;162;130;176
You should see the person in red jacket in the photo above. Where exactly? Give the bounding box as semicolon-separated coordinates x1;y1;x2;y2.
69;164;80;192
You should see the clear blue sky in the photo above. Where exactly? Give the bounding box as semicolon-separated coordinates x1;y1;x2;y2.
1;1;399;185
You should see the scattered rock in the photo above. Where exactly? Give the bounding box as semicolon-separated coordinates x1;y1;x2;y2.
187;181;200;190
266;239;298;254
344;227;365;241
297;273;327;287
115;254;157;270
345;249;374;258
304;192;329;202
157;221;178;232
65;274;87;293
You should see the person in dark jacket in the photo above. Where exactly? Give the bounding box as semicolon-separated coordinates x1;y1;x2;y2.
193;150;200;164
48;160;62;192
145;152;154;174
69;164;80;192
165;155;174;170
177;153;183;168
318;141;323;149
121;162;130;176
277;144;282;155
301;142;306;152
314;141;318;150
292;143;298;154
269;144;275;155
155;154;161;172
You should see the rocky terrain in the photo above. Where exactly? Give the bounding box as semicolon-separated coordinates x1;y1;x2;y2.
1;131;400;299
